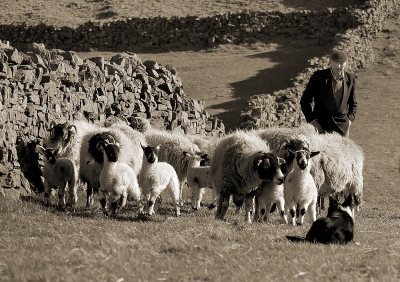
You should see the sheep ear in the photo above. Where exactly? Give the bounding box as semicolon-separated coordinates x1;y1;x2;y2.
48;120;57;131
201;154;208;159
278;141;288;152
278;157;286;165
183;151;188;157
36;145;46;155
310;151;320;158
254;155;269;168
68;124;77;136
140;143;146;150
156;145;161;151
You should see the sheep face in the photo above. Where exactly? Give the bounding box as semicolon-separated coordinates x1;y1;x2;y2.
183;151;208;166
289;149;320;170
36;145;57;165
87;132;117;163
278;139;320;170
103;144;120;162
142;145;160;164
253;153;286;185
44;122;76;155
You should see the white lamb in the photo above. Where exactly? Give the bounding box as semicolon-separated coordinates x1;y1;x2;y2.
144;128;206;205
140;145;181;216
211;130;286;223
88;141;141;216
254;157;287;223
186;165;217;210
283;141;320;226
36;145;77;208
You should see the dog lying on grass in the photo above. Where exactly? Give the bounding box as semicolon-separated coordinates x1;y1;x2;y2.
286;194;354;244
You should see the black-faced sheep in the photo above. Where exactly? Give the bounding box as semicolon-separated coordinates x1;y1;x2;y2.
81;125;146;207
89;142;141;216
36;145;77;208
211;130;286;223
140;145;181;216
283;141;320;226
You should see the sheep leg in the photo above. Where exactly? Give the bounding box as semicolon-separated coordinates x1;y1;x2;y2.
99;188;108;216
277;199;288;224
297;204;308;226
215;190;230;220
43;182;52;206
253;195;261;222
287;202;296;226
168;184;181;217
148;194;157;216
86;185;94;208
191;184;201;210
57;184;67;208
67;179;77;207
109;190;125;216
244;194;254;223
208;187;218;210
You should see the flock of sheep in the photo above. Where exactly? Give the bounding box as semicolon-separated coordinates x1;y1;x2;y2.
36;116;364;226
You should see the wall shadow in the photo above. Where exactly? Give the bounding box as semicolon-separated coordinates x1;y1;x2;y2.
210;38;330;131
281;0;366;10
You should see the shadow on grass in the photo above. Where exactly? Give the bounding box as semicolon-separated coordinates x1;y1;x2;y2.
20;193;199;222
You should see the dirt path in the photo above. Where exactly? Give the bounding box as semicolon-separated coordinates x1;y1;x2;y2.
350;12;400;199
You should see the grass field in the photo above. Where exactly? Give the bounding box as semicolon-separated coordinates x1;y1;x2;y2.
1;0;400;281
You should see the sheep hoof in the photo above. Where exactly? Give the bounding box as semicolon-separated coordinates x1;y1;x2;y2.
192;207;198;211
57;206;66;212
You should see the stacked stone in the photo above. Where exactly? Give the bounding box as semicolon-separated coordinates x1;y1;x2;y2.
0;41;224;192
0;6;372;52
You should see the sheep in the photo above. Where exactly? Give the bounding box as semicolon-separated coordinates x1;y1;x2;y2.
88;141;141;216
186;133;221;166
256;124;364;217
186;165;217;210
283;140;320;226
253;157;287;223
139;144;181;216
35;145;77;208
144;128;206;205
43;120;104;206
211;130;286;223
82;125;146;207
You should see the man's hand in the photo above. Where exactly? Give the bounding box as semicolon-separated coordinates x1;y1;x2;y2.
310;120;324;133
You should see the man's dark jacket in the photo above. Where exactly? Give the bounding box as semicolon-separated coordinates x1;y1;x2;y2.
300;68;357;136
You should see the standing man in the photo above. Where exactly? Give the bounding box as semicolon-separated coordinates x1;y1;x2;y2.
300;50;357;137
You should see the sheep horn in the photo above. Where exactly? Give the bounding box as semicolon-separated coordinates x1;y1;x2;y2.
48;120;57;131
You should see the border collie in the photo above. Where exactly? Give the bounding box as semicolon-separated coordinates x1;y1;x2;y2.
286;194;354;244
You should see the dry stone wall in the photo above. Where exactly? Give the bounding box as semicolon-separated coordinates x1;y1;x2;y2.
0;42;224;193
0;8;361;52
0;0;396;195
